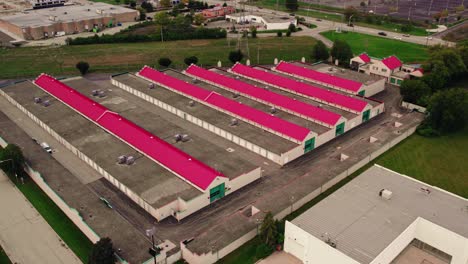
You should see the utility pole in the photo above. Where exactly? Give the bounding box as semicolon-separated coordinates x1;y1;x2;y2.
408;6;412;20
428;0;434;15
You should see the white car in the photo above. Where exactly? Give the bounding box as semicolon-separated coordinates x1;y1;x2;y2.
40;142;52;154
425;36;433;40
393;36;402;40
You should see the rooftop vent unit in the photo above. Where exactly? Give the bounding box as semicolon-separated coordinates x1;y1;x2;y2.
192;78;198;84
379;189;392;200
181;134;190;142
148;83;155;89
233;93;240;98
91;90;99;96
188;100;195;107
230;118;238;126
174;134;183;142
117;155;127;164
126;156;135;165
235;76;240;79
43;100;50;107
34;97;42;103
341;69;345;73
98;91;106;98
270;107;277;114
328;67;333;72
64;12;67;14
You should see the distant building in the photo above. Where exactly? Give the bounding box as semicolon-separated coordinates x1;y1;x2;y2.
226;12;297;30
202;5;235;19
29;0;68;9
0;3;138;40
284;165;468;264
350;54;423;86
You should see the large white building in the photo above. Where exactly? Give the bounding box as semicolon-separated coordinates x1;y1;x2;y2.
226;12;297;30
284;165;468;264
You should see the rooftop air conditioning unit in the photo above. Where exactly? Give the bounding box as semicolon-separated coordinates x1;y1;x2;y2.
188;100;195;107
230;118;238;126
98;91;106;98
92;90;99;96
192;78;198;84
233;93;240;98
43;100;50;107
328;67;333;72
34;97;42;103
379;189;392;200
174;134;182;142
270;107;277;114
148;83;155;89
181;134;190;142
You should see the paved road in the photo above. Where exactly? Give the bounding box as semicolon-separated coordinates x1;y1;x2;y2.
0;170;82;264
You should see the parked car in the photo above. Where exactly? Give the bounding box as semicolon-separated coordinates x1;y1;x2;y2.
40;142;52;154
393;36;402;40
289;13;295;16
402;34;410;37
316;18;322;21
378;32;387;36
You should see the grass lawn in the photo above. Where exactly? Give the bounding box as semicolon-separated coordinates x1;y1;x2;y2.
0;37;317;79
0;246;11;264
219;127;468;263
1;170;93;262
320;30;428;62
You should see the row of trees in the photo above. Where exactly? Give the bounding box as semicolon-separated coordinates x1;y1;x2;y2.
400;42;468;135
310;39;353;68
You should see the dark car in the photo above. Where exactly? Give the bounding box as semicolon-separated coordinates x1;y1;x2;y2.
378;32;387;36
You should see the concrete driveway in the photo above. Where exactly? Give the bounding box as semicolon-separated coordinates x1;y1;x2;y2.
257;251;302;264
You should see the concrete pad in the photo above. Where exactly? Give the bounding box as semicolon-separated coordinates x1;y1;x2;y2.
257;251;302;264
0;171;81;264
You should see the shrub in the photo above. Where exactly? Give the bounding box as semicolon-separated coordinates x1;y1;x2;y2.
158;57;172;67
277;31;282;37
75;61;89;75
184;56;198;65
286;30;291;37
288;23;296;32
255;243;274;259
228;50;244;63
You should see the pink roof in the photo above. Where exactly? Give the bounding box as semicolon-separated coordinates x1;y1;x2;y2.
185;65;341;126
381;56;402;70
33;74;223;191
359;53;371;63
274;61;363;93
138;66;311;142
231;63;368;113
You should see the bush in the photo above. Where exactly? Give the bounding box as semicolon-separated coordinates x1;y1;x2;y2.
255;243;274;259
277;31;283;37
184;56;198;65
228;50;244;64
158;57;172;67
286;30;291;37
250;26;257;38
288;23;296;32
75;61;89;75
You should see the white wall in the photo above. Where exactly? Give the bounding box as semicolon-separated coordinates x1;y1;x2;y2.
363;78;386;97
285;221;360;264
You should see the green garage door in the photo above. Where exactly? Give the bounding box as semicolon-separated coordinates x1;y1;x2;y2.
210;183;225;203
362;109;370;122
304;137;315;153
396;79;402;86
335;122;345;136
390;77;396;84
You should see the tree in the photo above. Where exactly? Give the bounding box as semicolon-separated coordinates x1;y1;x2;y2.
360;1;366;7
330;40;353;67
277;31;282;37
76;61;90;75
160;0;171;8
222;2;227;7
400;23;414;32
259;212;277;246
429;47;467;77
399;80;431;106
311;40;329;62
427;88;468;133
137;7;147;21
0;144;25;176
286;30;291;37
115;0;121;4
158;57;172;67
193;13;206;25
154;12;171;27
344;6;358;21
88;237;115;264
421;71;447;92
250;26;257;38
288;23;296;32
285;0;298;11
184;56;199;65
228;50;243;64
141;1;154;12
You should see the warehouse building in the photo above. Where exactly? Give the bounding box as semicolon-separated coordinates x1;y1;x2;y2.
0;3;138;40
0;76;261;221
284;165;468;264
225;12;297;30
272;61;386;97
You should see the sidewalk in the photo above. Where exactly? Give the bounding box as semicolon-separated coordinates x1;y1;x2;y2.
0;170;82;264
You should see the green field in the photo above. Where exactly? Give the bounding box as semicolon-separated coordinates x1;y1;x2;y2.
1;171;93;262
321;31;428;62
0;37;317;79
219;127;468;263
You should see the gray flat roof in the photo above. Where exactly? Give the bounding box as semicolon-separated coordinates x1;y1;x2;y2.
1;3;136;28
113;73;298;155
167;69;330;135
211;68;357;121
290;62;384;88
2;81;201;208
64;77;259;180
292;165;468;264
227;11;296;23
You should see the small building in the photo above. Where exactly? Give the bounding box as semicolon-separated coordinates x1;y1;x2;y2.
202;5;235;19
226;12;297;30
29;0;68;9
284;165;468;264
0;3;138;40
350;54;423;86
